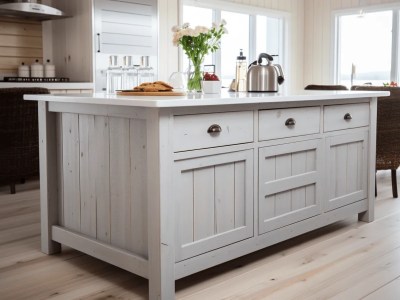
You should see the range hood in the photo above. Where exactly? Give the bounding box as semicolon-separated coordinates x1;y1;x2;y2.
0;0;69;21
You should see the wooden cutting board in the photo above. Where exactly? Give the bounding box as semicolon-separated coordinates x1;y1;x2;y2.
116;90;186;96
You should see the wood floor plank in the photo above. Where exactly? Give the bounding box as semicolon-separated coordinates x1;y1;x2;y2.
363;276;400;300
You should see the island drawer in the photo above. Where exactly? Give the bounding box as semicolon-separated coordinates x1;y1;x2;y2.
173;111;254;152
259;106;320;141
324;103;369;132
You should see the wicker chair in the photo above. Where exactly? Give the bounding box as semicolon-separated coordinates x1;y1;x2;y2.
0;87;49;194
351;85;400;198
305;84;348;90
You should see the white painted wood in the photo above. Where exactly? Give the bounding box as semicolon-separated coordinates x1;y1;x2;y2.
359;98;377;222
146;109;175;299
56;113;64;226
109;117;131;250
215;163;235;233
234;161;246;228
174;150;254;261
93;116;111;243
94;0;157;55
52;226;148;279
78;115;97;237
324;103;370;132
175;199;368;280
259;139;322;234
38;101;61;254
173;111;254;152
33;92;379;299
129;119;148;258
62;113;81;232
193;167;215;240
259;106;321;140
325;130;369;211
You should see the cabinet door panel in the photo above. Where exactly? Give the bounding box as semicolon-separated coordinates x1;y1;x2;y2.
174;150;253;261
325;131;368;211
259;139;322;234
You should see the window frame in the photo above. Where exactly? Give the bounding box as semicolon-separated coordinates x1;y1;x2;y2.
333;4;400;85
179;0;289;81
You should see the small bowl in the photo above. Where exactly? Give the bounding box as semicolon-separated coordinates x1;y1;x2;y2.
202;80;221;94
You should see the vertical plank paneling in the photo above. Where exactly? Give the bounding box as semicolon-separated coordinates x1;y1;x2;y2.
193;167;215;241
329;142;337;200
109;117;131;249
215;163;235;234
260;156;276;220
177;170;194;245
291;151;307;210
275;154;292;216
62;113;81;232
234;161;246;228
94;116;111;243
79;115;97;237
129;119;148;257
335;144;348;197
306;149;317;206
346;142;358;193
357;140;364;190
56;113;64;226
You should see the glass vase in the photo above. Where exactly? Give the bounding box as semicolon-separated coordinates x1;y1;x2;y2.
187;58;203;93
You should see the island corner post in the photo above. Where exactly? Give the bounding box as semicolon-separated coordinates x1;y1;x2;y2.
30;90;387;299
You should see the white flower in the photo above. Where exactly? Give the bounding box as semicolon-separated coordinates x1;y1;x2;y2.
171;25;181;32
221;19;227;26
212;22;217;29
194;26;209;35
182;22;190;29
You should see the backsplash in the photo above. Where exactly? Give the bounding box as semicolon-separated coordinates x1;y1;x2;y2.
0;18;43;79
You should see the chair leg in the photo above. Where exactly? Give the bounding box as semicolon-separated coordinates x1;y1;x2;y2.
391;169;398;198
10;184;16;194
375;172;377;197
20;178;26;184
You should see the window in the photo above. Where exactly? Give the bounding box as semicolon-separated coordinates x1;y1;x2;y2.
181;2;287;86
335;9;399;86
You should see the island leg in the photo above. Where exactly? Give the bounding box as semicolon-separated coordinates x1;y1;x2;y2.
359;97;377;222
38;101;61;254
146;109;175;299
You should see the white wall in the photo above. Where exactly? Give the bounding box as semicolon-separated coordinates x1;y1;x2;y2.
304;0;400;87
158;0;305;91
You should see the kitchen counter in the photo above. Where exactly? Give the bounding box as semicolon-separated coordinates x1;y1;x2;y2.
0;81;93;90
26;90;388;299
25;89;388;107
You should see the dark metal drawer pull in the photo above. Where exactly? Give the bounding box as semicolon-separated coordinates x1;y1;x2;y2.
207;124;222;135
285;118;296;127
344;113;352;121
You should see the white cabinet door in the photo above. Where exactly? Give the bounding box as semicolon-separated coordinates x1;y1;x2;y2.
325;131;368;211
259;139;323;234
174;150;254;261
93;0;157;55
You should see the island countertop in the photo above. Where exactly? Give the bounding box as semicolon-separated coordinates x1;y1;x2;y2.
24;89;389;108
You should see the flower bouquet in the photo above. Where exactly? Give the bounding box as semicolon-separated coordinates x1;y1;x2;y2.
172;20;227;92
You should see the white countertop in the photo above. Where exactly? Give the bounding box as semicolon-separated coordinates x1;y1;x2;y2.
24;89;389;108
0;82;94;90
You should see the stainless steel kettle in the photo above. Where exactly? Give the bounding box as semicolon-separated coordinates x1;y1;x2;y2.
247;53;284;92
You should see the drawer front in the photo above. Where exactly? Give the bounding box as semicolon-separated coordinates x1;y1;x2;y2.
259;107;320;141
173;111;254;152
324;103;369;132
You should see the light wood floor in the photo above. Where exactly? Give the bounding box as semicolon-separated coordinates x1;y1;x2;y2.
1;171;400;300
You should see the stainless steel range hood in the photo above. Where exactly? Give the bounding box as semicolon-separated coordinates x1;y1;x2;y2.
0;0;69;21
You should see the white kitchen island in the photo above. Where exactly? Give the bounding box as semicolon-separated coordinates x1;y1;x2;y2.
25;90;388;299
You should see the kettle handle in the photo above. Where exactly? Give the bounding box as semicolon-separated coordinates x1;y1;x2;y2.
275;64;285;85
258;53;274;64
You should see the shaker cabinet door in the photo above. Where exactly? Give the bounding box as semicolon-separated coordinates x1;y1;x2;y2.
258;139;323;234
174;150;254;261
325;131;369;211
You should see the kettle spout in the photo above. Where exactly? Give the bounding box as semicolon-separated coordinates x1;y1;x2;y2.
275;64;285;85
